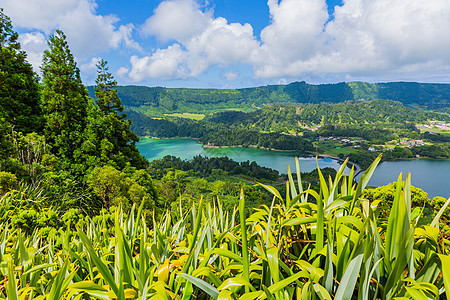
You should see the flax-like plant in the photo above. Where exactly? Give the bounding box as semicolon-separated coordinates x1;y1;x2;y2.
0;155;449;299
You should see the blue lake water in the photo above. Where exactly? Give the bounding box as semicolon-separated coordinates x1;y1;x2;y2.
137;137;450;199
364;160;450;199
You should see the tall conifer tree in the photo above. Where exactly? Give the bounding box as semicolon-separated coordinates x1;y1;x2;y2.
40;30;89;168
94;59;124;117
0;9;42;133
82;59;147;170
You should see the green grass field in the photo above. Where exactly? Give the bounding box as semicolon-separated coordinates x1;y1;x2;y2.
164;112;206;120
315;140;359;156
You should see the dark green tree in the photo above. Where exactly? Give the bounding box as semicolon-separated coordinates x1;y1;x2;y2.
40;30;89;170
0;9;42;133
81;59;147;170
0;119;13;169
94;59;124;117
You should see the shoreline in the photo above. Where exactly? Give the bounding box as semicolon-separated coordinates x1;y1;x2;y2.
139;136;448;177
140;136;363;175
315;153;363;176
202;143;303;152
202;143;365;175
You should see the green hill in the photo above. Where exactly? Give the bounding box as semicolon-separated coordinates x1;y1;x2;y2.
88;81;450;115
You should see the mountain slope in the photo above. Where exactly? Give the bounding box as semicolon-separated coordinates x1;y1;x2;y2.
87;81;450;115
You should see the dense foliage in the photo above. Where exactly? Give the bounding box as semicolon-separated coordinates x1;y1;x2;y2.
83;59;147;171
40;30;90;173
149;155;280;182
208;100;449;128
128;99;449;164
1;156;450;299
0;9;42;134
0;12;151;214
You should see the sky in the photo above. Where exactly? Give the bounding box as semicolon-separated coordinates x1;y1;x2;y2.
2;0;450;88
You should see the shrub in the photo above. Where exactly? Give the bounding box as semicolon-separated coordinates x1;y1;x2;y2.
0;171;18;194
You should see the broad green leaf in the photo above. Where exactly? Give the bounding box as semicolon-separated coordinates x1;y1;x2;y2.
322;243;333;293
239;188;250;293
349;154;381;214
438;254;450;300
295;156;304;196
334;253;363;300
218;290;235;300
282;217;316;227
267;271;306;295
68;281;110;299
68;281;108;292
287;165;298;203
48;259;71;300
77;228;119;296
179;273;219;299
218;277;253;291
256;182;283;201
313;283;332;300
7;260;18;300
214;248;243;263
267;247;280;283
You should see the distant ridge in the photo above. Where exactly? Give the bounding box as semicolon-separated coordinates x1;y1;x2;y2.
88;81;450;112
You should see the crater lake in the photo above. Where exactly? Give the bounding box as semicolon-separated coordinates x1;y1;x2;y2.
137;137;450;199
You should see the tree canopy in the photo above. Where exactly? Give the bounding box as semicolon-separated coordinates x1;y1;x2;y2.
0;8;42;133
40;30;89;171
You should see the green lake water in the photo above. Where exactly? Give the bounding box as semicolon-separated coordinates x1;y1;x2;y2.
137;137;450;199
137;137;349;173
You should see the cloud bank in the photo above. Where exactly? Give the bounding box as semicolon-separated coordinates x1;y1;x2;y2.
5;0;450;84
128;0;258;81
126;0;450;83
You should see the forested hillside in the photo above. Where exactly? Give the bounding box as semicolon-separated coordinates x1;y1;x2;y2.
128;99;449;155
88;81;450;114
205;99;450;129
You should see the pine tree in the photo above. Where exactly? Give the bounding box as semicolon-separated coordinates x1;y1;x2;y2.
94;59;124;117
0;9;42;133
81;59;147;170
40;30;89;168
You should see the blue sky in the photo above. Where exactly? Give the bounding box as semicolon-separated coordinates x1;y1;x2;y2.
2;0;450;88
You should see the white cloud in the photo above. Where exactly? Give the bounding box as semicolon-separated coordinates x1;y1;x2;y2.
255;0;328;74
119;24;143;52
125;0;259;82
80;56;101;71
18;32;47;72
116;67;129;80
1;0;80;33
185;17;258;76
277;78;287;85
324;0;450;73
128;44;188;81
79;57;101;84
223;71;239;81
130;0;450;83
141;0;210;42
254;0;450;80
2;0;141;62
9;0;450;84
